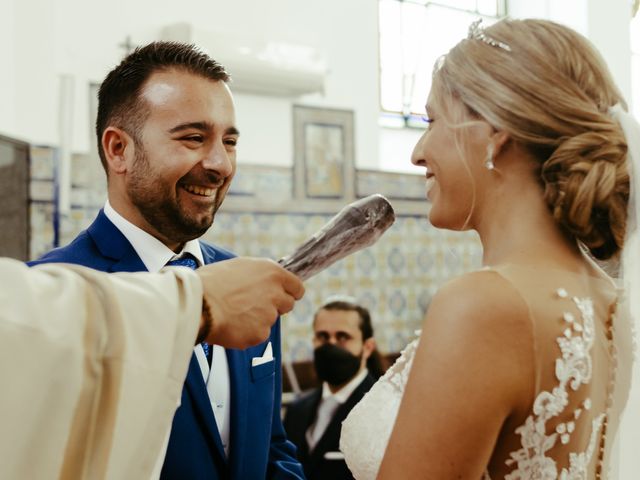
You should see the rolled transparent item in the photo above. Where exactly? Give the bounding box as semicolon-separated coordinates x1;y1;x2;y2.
278;194;396;281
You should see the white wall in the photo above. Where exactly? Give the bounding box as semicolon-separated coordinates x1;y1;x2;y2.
6;0;57;146
508;0;631;101
229;0;381;168
0;0;16;139
586;0;632;101
0;0;381;169
1;0;633;170
508;0;588;34
379;127;423;173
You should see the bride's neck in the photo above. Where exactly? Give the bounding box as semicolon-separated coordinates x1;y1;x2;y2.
476;187;582;268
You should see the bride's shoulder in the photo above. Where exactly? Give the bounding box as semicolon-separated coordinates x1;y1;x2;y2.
413;269;536;408
437;268;526;308
427;269;532;336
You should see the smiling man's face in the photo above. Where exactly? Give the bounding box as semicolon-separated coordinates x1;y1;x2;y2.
117;68;238;249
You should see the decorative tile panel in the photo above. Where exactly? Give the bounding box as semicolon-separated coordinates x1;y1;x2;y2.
27;152;483;359
205;212;482;360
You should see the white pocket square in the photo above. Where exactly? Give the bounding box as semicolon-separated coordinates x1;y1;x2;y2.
324;451;345;460
251;342;274;366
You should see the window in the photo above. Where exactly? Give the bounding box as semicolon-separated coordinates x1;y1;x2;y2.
379;0;507;128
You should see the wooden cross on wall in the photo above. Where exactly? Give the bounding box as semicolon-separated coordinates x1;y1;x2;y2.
118;35;135;57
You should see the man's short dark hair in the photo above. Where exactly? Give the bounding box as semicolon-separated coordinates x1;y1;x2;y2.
95;41;230;175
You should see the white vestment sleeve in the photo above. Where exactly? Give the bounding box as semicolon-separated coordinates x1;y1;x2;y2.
0;258;202;479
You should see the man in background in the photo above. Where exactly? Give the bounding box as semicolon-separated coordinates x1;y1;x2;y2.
284;297;382;479
30;41;303;479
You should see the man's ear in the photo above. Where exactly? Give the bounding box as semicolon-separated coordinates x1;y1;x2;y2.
490;130;510;159
102;126;134;175
362;337;376;360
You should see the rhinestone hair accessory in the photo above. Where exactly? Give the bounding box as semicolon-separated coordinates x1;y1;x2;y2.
468;19;511;52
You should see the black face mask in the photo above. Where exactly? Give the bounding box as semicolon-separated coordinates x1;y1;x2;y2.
313;343;362;387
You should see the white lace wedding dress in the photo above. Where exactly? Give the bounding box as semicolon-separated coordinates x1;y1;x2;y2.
340;265;633;479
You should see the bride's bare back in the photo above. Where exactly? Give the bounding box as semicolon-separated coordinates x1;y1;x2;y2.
341;263;629;479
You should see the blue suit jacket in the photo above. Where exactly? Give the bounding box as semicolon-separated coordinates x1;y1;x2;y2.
30;210;305;480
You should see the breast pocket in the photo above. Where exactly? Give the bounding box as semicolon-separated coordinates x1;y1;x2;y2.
250;359;275;382
246;358;276;443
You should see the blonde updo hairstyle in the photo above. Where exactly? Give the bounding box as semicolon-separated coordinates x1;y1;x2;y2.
431;18;629;260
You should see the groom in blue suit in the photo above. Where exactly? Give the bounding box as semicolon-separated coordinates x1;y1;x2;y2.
30;42;304;479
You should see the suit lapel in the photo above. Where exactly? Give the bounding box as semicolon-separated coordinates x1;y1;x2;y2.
304;389;324;429
87;211;235;473
300;389;323;459
87;210;146;272
310;374;376;462
200;245;219;266
194;249;237;466
226;348;249;478
184;356;228;466
89;213;228;466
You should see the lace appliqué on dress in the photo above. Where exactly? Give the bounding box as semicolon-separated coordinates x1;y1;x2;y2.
340;331;421;480
503;290;604;480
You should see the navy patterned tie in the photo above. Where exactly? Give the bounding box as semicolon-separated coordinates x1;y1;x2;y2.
166;254;212;365
166;255;198;270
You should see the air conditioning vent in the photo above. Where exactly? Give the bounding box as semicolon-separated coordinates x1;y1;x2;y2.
161;23;326;97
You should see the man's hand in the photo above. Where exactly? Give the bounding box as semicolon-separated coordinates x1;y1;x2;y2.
196;257;305;349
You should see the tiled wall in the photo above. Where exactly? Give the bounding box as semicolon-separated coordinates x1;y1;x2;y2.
28;148;483;360
205;212;481;360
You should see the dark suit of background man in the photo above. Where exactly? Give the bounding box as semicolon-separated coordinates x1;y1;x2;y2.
284;297;385;480
30;42;304;479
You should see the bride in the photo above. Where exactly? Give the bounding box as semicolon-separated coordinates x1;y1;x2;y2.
341;18;638;479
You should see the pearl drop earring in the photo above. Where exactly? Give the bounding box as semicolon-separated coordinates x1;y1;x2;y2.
485;144;495;171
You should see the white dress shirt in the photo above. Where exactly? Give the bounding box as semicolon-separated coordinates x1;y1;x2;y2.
104;201;232;465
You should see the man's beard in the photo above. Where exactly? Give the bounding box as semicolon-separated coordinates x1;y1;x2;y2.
127;148;223;244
